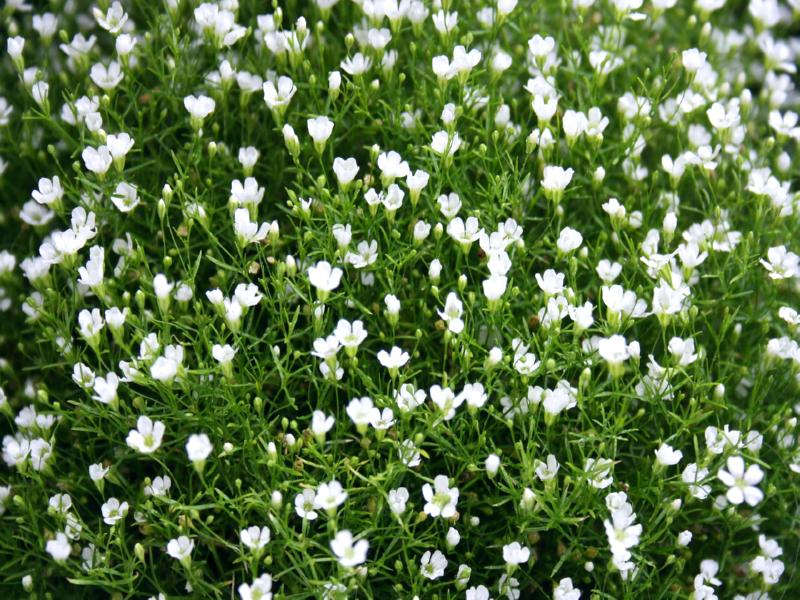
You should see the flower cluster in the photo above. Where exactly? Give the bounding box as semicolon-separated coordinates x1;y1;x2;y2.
0;0;798;598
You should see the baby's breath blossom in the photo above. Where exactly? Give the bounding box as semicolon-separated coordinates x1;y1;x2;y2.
166;536;194;566
184;94;215;129
717;455;764;506
420;549;448;580
422;475;459;518
330;530;368;567
126;416;165;454
1;1;798;595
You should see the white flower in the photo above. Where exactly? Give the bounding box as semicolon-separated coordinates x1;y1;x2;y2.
31;81;49;107
332;157;359;186
535;454;560;481
93;2;128;34
398;439;422;467
106;132;134;161
294;489;318;520
429;385;463;420
111;182;139;213
438;292;464;334
238;574;273;600
370;407;395;431
553;578;582;600
89;463;108;482
92;373;119;406
422;474;459;518
7;36;24;61
231;177;265;208
346;396;379;429
535;269;565;296
760;245;799;279
46;532;72;563
314;480;348;511
186;433;213;463
345;239;379;268
541;165;574;200
557;227;583;253
101;497;128;525
447;216;483;249
377;150;410;182
330;530;368;567
717;455;764;506
144;475;171;498
307;260;343;295
585;457;614;489
654;443;683;466
420;549;448;580
307;116;334;150
388;487;409;515
668;337;698;366
82;145;112;175
184;94;215;125
311;411;335;436
377;346;410;371
432;9;458;33
485;453;501;476
438;192;462;218
234;283;263;308
233;208;269;246
166;536;194;563
90;62;123;90
340;52;372;75
240;526;271;551
394;383;426;412
431;130;461;157
682;463;711;499
483;275;508;303
333;319;367;352
682;48;707;73
126;416;165;454
32;176;63;206
502;542;530;565
562;110;588;143
598;335;633;366
457;382;487;409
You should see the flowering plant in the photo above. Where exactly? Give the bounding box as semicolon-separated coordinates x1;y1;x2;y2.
0;0;798;598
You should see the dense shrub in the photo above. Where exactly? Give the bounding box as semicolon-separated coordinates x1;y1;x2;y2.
0;0;799;598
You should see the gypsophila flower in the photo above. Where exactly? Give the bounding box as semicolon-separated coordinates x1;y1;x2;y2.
422;475;459;518
420;549;447;580
717;455;765;506
0;1;797;595
126;416;165;454
330;530;368;568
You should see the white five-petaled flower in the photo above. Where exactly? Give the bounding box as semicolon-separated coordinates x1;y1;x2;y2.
125;416;165;454
313;480;348;512
422;474;459;518
541;165;574;202
307;260;343;299
420;549;448;580
186;433;213;465
240;526;271;551
502;541;531;565
438;292;464;334
654;443;683;466
377;346;410;373
717;455;764;506
184;94;215;128
101;497;129;526
166;535;194;564
330;530;368;567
